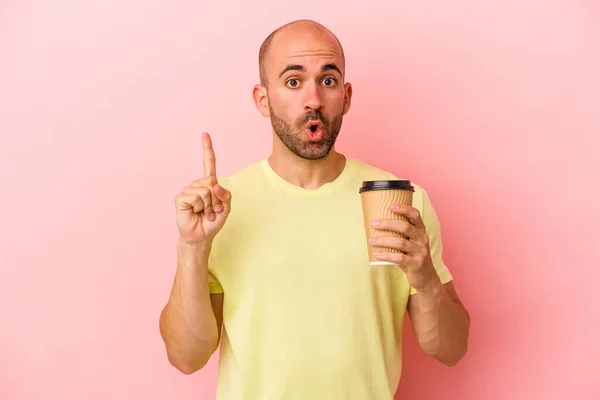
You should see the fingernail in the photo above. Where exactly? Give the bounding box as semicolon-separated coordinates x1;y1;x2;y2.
373;251;382;257
372;220;380;227
210;212;216;220
214;203;223;212
391;203;399;210
369;237;376;244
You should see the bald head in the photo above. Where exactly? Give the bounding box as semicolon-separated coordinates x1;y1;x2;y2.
258;19;345;87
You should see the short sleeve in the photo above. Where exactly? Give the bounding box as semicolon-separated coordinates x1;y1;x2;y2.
208;270;224;294
409;186;453;295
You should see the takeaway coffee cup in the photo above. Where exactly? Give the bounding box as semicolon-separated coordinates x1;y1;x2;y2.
359;180;415;265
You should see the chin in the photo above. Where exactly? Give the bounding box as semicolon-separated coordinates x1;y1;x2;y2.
294;144;334;160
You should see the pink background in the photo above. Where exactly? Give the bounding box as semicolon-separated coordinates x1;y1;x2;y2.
1;1;598;399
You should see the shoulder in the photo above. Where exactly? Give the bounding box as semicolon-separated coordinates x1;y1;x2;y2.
348;157;428;193
216;159;265;191
348;157;398;180
347;157;433;212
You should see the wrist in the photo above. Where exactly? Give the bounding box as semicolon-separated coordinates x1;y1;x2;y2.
412;274;444;297
411;277;446;314
178;238;212;252
177;239;212;267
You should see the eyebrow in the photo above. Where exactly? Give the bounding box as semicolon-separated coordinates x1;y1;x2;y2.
321;63;342;75
278;63;342;78
278;64;305;78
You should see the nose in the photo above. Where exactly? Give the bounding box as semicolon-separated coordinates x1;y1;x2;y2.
303;81;323;111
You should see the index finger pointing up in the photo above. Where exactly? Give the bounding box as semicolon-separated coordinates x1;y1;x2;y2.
202;132;217;178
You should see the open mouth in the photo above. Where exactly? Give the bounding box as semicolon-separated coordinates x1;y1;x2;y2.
305;121;324;141
306;120;322;131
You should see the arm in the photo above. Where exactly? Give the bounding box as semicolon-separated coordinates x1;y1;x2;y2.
160;132;231;374
159;241;224;374
369;199;470;367
407;280;470;366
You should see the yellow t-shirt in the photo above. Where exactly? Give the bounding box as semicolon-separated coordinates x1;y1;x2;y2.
207;156;452;400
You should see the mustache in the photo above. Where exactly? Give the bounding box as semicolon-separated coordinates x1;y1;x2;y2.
298;111;327;127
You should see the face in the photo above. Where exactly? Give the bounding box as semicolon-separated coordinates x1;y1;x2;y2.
254;27;352;160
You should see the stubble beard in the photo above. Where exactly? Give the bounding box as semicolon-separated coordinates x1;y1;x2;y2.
268;103;343;161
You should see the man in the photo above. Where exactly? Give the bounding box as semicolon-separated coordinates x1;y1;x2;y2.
159;19;470;399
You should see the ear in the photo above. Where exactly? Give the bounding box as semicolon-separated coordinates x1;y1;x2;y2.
253;84;270;117
343;82;352;115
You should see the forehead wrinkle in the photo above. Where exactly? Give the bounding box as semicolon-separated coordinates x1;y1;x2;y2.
283;50;344;73
286;50;340;59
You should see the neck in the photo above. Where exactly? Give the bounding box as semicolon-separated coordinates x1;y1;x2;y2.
268;141;347;190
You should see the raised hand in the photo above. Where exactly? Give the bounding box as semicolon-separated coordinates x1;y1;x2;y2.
175;132;232;245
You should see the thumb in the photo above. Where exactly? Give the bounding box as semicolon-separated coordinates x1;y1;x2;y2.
213;184;232;213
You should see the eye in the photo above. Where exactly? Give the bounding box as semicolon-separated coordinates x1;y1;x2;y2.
322;77;336;87
286;78;300;88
